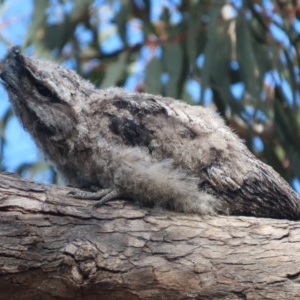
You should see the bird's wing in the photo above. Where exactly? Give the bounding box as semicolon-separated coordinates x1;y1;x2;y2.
91;88;300;219
94;89;251;186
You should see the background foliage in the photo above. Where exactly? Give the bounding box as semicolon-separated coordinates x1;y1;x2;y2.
1;0;300;192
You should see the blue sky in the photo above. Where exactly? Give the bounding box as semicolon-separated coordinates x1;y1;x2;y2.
0;0;41;178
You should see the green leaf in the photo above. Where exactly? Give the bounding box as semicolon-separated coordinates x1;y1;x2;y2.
236;17;260;98
145;57;162;94
24;0;49;49
26;0;93;54
163;42;182;97
100;52;128;88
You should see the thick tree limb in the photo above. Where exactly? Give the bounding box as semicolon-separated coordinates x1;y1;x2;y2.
0;172;300;299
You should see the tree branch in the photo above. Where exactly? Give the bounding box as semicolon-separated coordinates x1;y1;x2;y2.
0;172;299;299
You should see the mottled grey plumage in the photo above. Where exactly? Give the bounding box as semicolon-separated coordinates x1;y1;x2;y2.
1;47;300;219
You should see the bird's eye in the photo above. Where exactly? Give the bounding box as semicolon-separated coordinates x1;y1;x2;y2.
50;96;63;104
35;84;63;104
36;84;52;97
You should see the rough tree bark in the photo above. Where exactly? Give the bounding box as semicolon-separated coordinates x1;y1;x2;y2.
0;172;300;300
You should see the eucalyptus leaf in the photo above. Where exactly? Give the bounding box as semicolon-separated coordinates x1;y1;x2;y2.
145;57;162;94
100;52;128;88
163;42;182;97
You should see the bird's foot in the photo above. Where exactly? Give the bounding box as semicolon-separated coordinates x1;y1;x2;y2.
68;187;123;207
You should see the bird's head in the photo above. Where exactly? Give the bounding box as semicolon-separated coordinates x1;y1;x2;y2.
0;47;94;143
